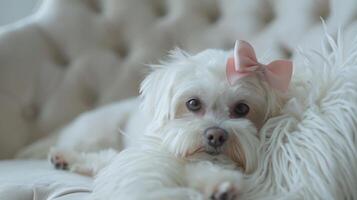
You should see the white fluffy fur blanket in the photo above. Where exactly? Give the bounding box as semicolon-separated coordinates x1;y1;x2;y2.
242;29;357;199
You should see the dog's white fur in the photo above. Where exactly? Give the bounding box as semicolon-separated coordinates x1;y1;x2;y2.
44;48;288;200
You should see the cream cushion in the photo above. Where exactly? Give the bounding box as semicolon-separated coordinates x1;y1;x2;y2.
0;160;90;200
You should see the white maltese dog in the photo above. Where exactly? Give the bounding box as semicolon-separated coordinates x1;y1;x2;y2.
48;40;292;200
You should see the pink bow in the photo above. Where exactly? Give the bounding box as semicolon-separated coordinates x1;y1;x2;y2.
226;40;293;92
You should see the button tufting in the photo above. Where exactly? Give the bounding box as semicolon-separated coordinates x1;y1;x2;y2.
114;43;130;59
84;90;98;108
260;4;275;26
49;46;70;67
87;0;102;14
318;1;330;21
22;103;39;121
281;45;293;59
153;0;167;18
206;7;221;24
36;26;70;67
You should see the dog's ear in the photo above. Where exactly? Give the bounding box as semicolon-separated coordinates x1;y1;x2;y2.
140;66;175;125
140;50;188;127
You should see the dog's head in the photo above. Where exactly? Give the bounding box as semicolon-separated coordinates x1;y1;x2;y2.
140;45;290;173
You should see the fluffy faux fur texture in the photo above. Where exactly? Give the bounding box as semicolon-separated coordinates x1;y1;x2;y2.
241;29;357;200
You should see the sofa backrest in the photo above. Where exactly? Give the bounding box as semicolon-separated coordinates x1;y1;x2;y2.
1;0;355;158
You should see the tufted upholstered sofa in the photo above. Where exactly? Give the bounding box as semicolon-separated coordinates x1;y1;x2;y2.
1;0;357;199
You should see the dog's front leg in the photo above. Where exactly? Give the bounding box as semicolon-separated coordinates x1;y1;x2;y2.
91;149;203;200
49;148;117;176
185;161;243;200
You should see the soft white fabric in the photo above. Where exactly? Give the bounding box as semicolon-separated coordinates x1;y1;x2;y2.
3;0;357;158
0;160;91;200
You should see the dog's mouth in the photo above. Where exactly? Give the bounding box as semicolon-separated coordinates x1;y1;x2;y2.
205;147;222;156
185;146;225;157
185;146;223;157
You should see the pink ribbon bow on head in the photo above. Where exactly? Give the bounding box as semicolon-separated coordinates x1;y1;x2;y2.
226;40;293;92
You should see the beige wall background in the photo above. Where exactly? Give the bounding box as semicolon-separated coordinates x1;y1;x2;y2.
0;0;42;26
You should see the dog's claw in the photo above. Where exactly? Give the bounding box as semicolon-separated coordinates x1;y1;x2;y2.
210;182;238;200
50;154;69;170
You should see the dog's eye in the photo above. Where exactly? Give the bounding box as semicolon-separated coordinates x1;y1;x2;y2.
232;103;250;118
186;98;202;112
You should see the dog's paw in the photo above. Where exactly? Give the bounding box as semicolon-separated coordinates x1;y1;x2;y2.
49;148;75;170
210;182;238;200
50;153;69;170
48;148;94;176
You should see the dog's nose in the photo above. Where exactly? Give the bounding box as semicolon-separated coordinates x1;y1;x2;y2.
204;127;228;148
